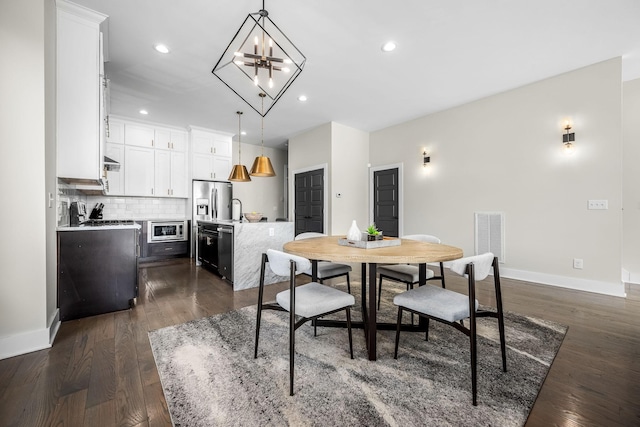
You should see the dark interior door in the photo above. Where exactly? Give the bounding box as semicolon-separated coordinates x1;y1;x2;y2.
295;169;324;235
373;168;399;237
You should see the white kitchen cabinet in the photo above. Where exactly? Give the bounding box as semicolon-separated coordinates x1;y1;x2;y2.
106;118;124;144
192;153;232;180
154;150;187;197
190;128;232;181
124;146;155;196
171;151;188;197
104;142;124;195
56;1;107;181
125;123;155;148
155;128;187;151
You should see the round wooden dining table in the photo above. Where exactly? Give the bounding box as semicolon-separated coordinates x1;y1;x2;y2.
283;235;463;360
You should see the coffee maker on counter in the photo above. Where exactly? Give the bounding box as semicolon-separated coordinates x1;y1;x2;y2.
69;201;87;226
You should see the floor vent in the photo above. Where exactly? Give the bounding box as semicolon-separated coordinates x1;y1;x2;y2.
474;212;505;262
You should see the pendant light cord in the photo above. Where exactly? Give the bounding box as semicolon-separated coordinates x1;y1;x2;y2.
260;93;266;156
237;111;243;162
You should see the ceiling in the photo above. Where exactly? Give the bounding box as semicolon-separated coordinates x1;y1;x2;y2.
71;0;640;149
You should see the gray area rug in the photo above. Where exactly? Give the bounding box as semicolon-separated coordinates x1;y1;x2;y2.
149;281;567;426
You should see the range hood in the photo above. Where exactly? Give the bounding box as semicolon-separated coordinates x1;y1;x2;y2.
58;177;107;195
58;156;119;195
104;155;120;171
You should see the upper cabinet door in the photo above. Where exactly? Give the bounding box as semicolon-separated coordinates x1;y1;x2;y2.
155;128;187;151
192;133;214;154
125;123;155;148
124;146;155;196
106;118;124;144
56;1;107;180
212;138;232;157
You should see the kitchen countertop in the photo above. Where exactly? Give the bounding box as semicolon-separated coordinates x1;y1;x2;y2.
57;223;142;231
197;219;290;227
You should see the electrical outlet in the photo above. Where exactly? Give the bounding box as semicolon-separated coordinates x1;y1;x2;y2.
588;200;608;210
573;258;584;269
269;227;274;236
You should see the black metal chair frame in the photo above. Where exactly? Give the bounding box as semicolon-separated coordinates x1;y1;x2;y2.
254;253;354;396
393;257;507;406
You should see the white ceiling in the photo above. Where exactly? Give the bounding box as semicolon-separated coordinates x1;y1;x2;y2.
71;0;640;149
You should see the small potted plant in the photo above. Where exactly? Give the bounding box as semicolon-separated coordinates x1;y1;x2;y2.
364;224;383;241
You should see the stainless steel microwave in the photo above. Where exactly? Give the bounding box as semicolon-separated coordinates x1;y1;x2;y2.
147;220;188;243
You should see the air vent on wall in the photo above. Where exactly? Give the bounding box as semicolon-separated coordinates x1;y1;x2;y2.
475;212;505;262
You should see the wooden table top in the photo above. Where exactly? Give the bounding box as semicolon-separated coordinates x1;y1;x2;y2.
283;235;463;264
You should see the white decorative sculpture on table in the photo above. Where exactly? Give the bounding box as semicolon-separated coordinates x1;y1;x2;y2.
347;220;361;241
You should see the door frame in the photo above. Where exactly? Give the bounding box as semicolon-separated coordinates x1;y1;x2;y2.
369;163;403;237
291;163;329;234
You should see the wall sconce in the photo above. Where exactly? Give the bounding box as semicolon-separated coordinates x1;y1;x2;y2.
423;150;431;167
562;121;575;155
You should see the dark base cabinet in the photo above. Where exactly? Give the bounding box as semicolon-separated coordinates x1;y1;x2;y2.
139;220;190;263
58;228;138;321
197;222;233;283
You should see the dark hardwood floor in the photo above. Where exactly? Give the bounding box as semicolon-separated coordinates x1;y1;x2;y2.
1;258;639;426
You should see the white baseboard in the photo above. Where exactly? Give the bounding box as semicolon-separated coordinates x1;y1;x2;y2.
498;267;626;297
0;309;60;360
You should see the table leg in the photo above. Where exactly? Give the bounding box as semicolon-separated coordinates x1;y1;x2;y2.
418;263;428;330
368;262;377;360
361;263;368;350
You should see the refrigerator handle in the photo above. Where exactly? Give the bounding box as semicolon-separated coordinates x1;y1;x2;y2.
211;187;218;219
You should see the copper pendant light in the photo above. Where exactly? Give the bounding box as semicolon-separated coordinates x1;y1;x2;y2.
228;111;252;182
249;93;276;177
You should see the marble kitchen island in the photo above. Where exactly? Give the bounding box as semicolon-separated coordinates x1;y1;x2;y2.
198;220;294;291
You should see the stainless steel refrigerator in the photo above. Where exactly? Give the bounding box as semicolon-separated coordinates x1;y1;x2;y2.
192;180;233;260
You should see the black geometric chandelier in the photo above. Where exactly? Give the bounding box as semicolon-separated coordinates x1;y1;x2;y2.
212;0;306;117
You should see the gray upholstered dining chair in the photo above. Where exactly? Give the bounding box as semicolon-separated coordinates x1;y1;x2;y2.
377;234;446;309
393;252;507;406
294;232;352;294
254;249;355;396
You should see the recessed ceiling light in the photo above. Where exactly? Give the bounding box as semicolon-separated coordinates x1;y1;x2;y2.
298;95;307;102
381;41;396;52
139;109;149;115
154;44;170;54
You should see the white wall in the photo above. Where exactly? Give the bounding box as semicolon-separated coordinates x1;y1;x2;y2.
288;123;332;229
288;122;370;234
623;78;640;283
330;123;369;234
231;142;288;220
370;58;624;296
0;0;56;359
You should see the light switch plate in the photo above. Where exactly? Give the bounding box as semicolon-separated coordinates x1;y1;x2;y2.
588;200;608;210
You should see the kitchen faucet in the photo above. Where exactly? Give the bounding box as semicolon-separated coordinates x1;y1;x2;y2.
231;198;243;221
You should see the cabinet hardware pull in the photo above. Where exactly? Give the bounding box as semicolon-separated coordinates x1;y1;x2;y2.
151;139;154;147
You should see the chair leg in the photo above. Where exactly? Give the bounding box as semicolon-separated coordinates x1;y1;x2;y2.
346;307;353;359
346;273;351;294
254;253;267;359
377;275;383;310
254;302;262;359
493;258;507;372
394;307;403;359
440;262;446;288
289;260;296;396
470;321;477;406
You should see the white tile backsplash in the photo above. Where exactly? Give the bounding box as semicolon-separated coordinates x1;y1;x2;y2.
86;196;188;220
